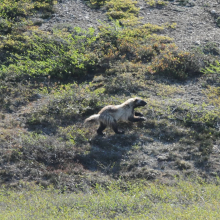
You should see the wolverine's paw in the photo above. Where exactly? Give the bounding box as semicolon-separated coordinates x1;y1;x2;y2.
140;117;146;121
135;112;144;117
117;130;124;134
97;131;106;136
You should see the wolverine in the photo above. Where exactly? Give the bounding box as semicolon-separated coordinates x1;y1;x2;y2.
84;97;147;135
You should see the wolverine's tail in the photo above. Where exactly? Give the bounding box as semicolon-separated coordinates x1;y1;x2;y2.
84;114;100;123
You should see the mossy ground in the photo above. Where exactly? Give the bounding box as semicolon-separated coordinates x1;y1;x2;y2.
1;179;220;219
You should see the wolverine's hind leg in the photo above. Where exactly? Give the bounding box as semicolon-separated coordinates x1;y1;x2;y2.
97;122;107;136
112;120;124;134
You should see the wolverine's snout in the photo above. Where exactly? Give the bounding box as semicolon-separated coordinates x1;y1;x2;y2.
140;100;147;106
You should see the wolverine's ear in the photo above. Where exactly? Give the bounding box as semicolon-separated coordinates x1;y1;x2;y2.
134;97;139;103
133;97;140;105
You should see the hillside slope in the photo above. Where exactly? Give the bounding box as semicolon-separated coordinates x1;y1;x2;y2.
40;0;220;50
0;0;220;190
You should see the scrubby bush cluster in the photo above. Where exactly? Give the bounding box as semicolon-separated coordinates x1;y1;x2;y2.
145;0;168;7
0;0;206;84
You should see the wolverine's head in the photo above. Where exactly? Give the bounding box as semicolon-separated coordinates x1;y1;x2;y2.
133;97;147;108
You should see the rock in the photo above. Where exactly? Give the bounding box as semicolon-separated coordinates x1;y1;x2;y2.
187;1;195;7
31;18;44;25
157;155;169;162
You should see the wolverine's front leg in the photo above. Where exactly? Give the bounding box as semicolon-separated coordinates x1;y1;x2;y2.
135;112;144;117
97;122;107;136
128;116;146;122
112;120;124;134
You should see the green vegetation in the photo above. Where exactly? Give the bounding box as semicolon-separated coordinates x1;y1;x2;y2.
145;0;168;7
0;27;97;79
1;179;220;219
106;0;140;26
86;0;106;8
202;60;220;75
217;17;220;27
